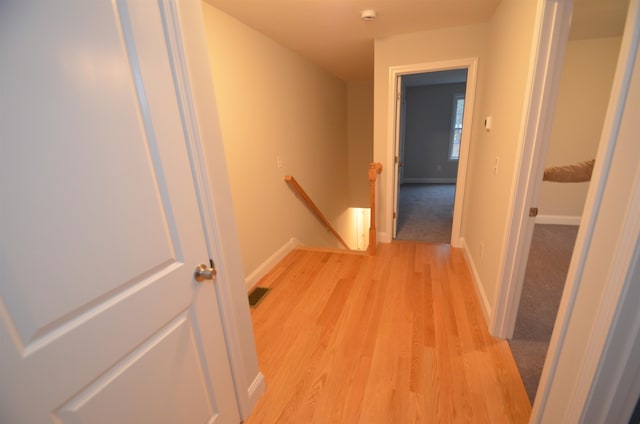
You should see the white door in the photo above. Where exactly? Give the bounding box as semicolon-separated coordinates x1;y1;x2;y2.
0;1;240;423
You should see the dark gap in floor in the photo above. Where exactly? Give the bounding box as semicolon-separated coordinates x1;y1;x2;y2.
248;287;272;308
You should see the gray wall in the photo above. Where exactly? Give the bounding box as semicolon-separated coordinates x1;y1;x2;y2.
403;82;466;182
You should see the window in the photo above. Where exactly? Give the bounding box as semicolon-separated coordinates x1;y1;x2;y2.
449;94;465;160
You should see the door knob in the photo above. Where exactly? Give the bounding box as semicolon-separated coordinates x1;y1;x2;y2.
194;264;217;282
399;162;406;167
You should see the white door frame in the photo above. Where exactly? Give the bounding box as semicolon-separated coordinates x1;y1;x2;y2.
490;0;640;420
398;82;407;186
489;0;574;339
392;74;403;239
386;58;478;247
169;2;264;419
534;1;640;421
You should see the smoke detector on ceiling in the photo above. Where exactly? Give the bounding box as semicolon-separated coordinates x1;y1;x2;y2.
361;9;377;21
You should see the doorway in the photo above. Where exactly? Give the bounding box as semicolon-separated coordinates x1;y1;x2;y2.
388;59;478;247
395;70;467;244
508;0;628;403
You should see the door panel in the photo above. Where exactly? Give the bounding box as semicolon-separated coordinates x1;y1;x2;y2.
0;1;239;423
0;0;177;348
56;314;213;424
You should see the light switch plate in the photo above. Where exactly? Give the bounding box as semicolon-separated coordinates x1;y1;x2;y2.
484;116;493;131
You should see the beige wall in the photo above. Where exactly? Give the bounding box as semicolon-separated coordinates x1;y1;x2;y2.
347;80;374;208
373;23;489;240
460;0;539;305
539;37;622;218
373;6;539;309
202;4;350;277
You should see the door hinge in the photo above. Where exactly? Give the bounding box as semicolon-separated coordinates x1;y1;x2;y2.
395;156;398;164
529;207;539;217
393;211;397;219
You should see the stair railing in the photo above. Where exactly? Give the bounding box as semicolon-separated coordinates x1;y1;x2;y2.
284;175;350;250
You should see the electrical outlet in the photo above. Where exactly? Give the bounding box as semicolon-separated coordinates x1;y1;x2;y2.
480;241;485;259
493;156;500;176
277;155;283;169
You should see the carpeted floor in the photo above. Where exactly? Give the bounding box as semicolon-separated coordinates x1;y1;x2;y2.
509;224;579;403
396;183;455;243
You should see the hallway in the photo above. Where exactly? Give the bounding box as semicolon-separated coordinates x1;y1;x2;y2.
246;242;531;423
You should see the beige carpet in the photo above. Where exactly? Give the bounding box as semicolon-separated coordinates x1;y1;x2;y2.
395;183;455;244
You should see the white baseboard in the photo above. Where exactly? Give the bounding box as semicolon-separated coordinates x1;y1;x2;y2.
535;214;581;225
402;177;457;184
460;237;492;325
243;372;265;419
244;237;302;290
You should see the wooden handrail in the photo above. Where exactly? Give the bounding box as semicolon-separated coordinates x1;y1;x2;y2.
368;162;383;255
284;175;350;250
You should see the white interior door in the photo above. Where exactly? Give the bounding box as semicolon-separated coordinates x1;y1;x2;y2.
0;1;240;423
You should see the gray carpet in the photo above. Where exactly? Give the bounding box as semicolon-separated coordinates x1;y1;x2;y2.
509;224;579;403
396;183;455;243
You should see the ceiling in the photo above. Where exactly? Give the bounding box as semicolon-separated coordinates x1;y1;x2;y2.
203;0;629;82
569;0;629;41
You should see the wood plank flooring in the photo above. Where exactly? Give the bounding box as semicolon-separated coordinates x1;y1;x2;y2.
245;242;531;424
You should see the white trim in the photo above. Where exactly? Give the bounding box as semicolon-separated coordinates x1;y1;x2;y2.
599;324;640;424
461;237;491;325
393;75;403;225
535;214;581;226
386;58;478;248
160;1;251;416
398;84;408;186
247;372;266;412
532;0;640;421
244;237;302;290
169;2;261;419
491;0;573;339
552;3;640;421
572;163;640;422
449;92;465;160
402;178;457;184
378;231;391;244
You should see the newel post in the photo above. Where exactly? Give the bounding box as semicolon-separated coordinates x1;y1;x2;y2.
368;162;383;255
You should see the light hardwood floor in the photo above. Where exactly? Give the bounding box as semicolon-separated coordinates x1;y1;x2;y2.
245;242;531;423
